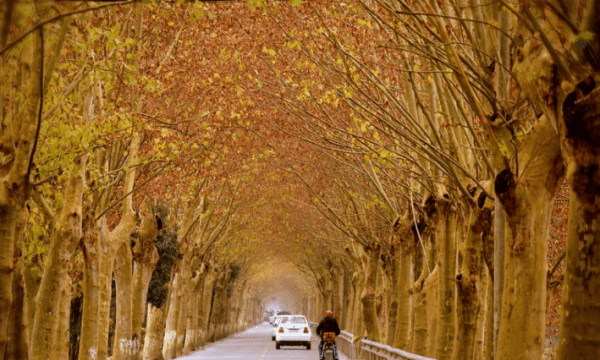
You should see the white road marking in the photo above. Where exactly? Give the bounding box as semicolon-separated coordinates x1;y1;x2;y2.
257;346;268;359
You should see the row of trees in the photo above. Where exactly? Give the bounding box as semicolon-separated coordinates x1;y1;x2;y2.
0;2;278;360
257;1;598;360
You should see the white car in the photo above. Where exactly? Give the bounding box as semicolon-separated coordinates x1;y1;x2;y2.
275;315;312;350
271;315;291;340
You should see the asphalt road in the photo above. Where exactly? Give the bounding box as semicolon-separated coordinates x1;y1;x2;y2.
177;322;346;360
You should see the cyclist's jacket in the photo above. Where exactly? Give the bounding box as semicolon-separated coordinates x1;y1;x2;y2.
316;316;341;337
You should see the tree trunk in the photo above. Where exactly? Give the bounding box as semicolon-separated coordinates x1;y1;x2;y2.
411;224;434;356
6;207;28;360
433;200;457;360
410;266;429;356
555;82;600;360
30;156;85;360
393;247;413;350
341;270;351;330
113;242;134;360
162;273;181;359
23;262;40;346
194;274;208;348
321;274;332;312
424;266;438;358
209;272;229;341
384;247;399;346
132;203;159;358
174;278;187;357
495;116;564;360
198;271;215;346
556;192;600;359
472;265;488;360
143;223;177;360
182;276;200;353
484;268;494;360
330;268;343;323
6;260;28;360
235;284;247;332
79;215;100;360
143;301;169;360
352;268;364;338
452;206;491;360
360;244;381;342
52;282;72;360
493;194;505;358
346;272;357;333
97;237;114;360
0;29;42;359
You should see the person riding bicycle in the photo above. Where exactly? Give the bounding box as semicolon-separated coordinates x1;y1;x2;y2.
316;309;340;360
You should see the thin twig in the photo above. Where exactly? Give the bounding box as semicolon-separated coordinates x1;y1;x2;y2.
27;28;44;181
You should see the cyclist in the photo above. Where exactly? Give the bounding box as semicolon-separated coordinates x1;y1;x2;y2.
315;310;340;360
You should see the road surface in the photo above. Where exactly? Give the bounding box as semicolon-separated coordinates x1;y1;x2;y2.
177;322;346;360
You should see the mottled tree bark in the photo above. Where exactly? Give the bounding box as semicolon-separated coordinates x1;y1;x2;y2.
182;266;203;354
431;198;457;360
484;268;494;360
393;246;413;350
411;224;434;356
52;281;72;360
0;30;42;360
162;273;181;360
341;270;351;330
383;245;399;346
78;212;100;360
556;84;600;360
142;224;177;360
410;266;429;356
6;206;28;360
424;267;438;358
96;227;113;360
208;270;229;341
132;201;159;358
330;268;343;325
195;274;209;348
200;270;215;343
495;117;564;360
30;156;85;360
452;206;491;360
345;272;356;333
6;261;28;360
113;242;134;360
174;277;188;357
360;244;381;342
393;215;415;350
143;293;171;360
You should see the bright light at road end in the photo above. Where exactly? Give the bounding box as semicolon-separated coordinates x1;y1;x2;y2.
250;255;318;318
264;291;297;313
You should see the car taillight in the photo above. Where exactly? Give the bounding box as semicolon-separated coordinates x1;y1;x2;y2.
278;327;284;333
304;327;309;333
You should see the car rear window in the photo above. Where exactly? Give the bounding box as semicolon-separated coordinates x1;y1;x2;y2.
290;316;307;324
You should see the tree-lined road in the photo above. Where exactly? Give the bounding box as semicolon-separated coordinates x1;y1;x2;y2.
3;1;599;360
177;322;343;360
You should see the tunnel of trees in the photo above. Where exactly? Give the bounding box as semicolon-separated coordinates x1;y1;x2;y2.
0;1;599;360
